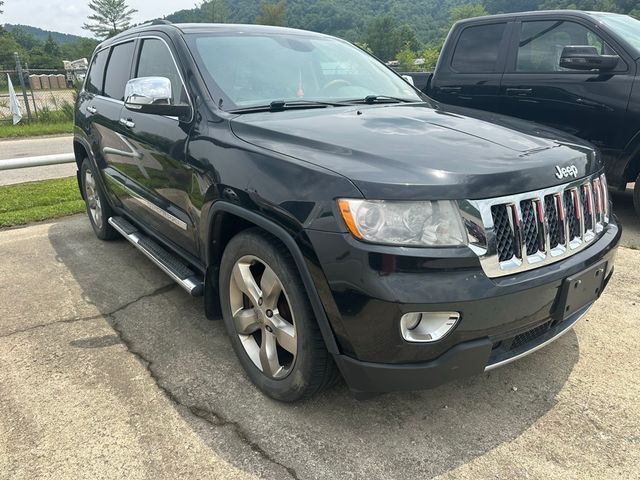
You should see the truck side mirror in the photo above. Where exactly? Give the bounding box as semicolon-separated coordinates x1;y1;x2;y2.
124;77;191;119
559;46;619;72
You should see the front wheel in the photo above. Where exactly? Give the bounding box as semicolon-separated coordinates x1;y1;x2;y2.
81;159;118;240
219;230;337;401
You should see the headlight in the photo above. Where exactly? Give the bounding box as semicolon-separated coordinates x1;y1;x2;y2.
338;199;467;247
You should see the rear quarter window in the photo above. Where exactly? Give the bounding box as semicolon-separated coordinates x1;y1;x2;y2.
85;48;108;95
451;23;507;73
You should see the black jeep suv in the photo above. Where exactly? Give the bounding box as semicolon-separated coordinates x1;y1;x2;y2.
74;22;620;401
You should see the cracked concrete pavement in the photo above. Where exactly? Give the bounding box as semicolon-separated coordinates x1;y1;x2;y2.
0;202;638;479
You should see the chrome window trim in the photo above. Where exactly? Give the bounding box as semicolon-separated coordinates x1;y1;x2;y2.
135;35;194;123
458;172;609;278
82;34;194;123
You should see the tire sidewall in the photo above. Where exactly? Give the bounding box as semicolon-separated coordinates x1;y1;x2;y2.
81;159;111;240
219;231;319;402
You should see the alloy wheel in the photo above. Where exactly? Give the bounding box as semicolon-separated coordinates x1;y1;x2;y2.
84;169;102;227
229;255;297;379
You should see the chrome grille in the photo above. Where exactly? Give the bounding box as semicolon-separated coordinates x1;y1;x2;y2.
461;173;609;278
491;204;515;262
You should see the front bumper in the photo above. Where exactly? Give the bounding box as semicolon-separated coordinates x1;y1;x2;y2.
305;217;620;393
335;303;592;394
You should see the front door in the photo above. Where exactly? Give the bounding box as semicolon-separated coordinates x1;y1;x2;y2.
115;35;196;254
499;17;636;161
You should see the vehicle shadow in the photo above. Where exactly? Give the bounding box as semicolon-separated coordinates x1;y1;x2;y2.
48;218;580;479
610;185;639;249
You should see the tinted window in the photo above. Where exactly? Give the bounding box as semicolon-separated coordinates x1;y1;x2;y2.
517;21;614;72
452;23;506;73
136;38;186;104
103;41;135;101
85;48;108;95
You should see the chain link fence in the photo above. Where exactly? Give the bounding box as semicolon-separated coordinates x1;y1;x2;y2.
0;65;76;124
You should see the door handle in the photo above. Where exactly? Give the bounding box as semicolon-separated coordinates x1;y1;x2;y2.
506;87;533;96
119;118;135;129
440;86;462;94
86;106;97;114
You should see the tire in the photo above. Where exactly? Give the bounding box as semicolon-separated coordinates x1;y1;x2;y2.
219;229;338;402
634;174;640;217
81;158;118;240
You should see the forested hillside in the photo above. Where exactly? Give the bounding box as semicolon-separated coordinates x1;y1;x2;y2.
165;0;640;45
3;24;87;45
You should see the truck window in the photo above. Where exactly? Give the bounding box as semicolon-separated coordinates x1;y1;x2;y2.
85;48;108;95
103;41;135;101
451;23;506;73
135;38;187;105
516;21;614;72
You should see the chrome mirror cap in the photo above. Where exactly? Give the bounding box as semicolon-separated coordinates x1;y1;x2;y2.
125;76;172;108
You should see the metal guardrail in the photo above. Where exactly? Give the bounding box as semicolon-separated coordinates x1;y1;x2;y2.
0;153;75;171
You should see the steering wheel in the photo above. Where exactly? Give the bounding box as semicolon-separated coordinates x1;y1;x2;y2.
322;79;352;92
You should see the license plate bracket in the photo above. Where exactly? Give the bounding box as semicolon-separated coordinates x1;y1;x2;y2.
558;261;607;320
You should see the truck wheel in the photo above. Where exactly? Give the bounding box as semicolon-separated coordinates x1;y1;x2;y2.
219;229;337;402
634;174;640;217
81;159;118;240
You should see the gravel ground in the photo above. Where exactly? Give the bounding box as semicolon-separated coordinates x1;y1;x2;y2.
0;205;638;479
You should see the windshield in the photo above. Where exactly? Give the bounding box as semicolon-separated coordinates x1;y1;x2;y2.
187;32;423;110
592;13;640;56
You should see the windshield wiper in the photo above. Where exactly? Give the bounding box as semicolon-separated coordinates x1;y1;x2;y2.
228;99;350;114
345;95;419;105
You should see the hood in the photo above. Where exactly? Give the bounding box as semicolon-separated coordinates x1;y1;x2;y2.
230;103;602;200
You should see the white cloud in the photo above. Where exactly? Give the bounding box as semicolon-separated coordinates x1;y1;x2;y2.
2;0;189;37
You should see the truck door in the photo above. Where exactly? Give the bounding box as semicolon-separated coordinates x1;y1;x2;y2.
430;21;511;112
499;17;635;160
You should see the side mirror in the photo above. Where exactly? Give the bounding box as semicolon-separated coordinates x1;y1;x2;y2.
559;46;619;71
124;77;191;118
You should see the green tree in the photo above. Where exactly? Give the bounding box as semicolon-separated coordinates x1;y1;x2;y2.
449;3;489;23
9;27;41;51
43;33;61;57
0;1;4;15
355;42;373;54
256;1;287;26
365;16;398;61
396;45;416;71
0;35;22;70
421;46;440;71
198;0;229;23
83;0;138;39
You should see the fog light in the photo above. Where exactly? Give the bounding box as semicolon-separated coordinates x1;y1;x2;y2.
400;312;460;343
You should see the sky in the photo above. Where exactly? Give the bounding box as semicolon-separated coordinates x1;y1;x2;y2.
1;0;187;37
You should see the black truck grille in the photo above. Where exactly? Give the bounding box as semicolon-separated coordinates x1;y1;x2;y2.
485;174;609;271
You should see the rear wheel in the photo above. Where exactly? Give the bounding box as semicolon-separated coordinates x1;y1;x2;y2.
219;230;337;401
81;159;118;240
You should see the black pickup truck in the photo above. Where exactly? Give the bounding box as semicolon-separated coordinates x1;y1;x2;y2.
405;11;640;215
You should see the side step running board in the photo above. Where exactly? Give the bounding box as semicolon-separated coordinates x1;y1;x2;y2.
108;216;204;297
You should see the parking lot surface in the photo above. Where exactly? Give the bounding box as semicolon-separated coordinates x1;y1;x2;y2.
0;206;638;479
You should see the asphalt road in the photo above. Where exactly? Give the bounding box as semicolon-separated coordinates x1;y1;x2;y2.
0;135;75;186
0;205;638;479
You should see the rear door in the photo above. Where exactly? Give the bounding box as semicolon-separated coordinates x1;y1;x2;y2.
80;41;136;197
113;35;197;254
499;16;636;159
430;20;511;111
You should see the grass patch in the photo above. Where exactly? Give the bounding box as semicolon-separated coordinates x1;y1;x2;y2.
0;121;73;139
0;177;85;228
